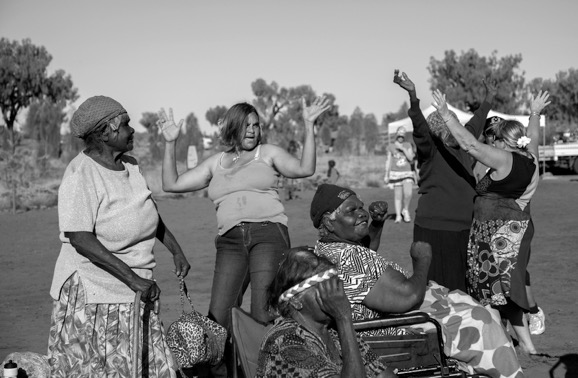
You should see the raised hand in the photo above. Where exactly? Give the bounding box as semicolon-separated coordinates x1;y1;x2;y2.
530;90;551;114
409;241;432;264
393;70;416;93
302;96;331;125
482;77;498;100
431;89;451;120
314;276;352;322
368;201;388;222
157;108;184;143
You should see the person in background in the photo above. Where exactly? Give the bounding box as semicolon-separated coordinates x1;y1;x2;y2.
49;96;190;377
158;97;330;376
257;247;395;378
476;116;546;336
326;159;341;184
310;183;523;378
432;89;551;355
384;126;415;223
394;69;496;292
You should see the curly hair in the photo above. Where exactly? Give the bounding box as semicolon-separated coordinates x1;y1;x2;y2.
267;246;336;317
219;102;260;152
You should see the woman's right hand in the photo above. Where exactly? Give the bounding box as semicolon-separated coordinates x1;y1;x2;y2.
314;276;352;322
132;276;161;304
157;107;184;143
530;90;551;114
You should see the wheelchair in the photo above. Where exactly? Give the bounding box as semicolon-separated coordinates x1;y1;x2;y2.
230;307;493;378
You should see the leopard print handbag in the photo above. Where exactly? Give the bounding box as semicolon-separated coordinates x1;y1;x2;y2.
166;278;227;368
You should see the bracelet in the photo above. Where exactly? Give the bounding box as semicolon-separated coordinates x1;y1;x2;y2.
530;111;540;117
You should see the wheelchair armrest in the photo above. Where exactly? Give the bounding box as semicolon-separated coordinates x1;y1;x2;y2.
353;312;432;331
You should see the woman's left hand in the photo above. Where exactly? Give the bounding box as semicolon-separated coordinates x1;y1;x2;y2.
302;96;331;125
368;201;388;222
173;253;191;278
530;90;551;114
431;89;452;120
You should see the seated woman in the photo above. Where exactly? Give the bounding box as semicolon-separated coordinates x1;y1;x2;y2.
256;247;395;378
309;184;523;378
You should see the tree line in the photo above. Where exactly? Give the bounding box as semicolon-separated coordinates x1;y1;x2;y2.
2;38;578;212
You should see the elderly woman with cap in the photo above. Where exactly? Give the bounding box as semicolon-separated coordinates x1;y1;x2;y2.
432;89;551;355
393;70;497;293
384;126;415;223
48;96;190;377
256;246;395;378
309;183;523;378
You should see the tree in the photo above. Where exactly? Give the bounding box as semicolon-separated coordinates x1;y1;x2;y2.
251;78;318;146
205;105;228;126
24;99;67;163
527;69;578;138
428;49;525;113
176;113;204;163
364;113;379;154
0;38;76;213
140;112;163;162
0;38;77;154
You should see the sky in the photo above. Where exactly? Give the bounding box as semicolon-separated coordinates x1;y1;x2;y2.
2;0;578;134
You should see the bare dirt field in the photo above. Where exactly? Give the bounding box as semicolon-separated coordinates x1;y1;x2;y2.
1;177;577;377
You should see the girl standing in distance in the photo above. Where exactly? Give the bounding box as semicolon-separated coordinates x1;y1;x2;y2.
384;126;415;223
158;97;330;376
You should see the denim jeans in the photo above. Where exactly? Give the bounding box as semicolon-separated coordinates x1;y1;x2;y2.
208;221;290;329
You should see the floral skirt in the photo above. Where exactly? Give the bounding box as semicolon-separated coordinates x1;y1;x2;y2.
47;273;177;378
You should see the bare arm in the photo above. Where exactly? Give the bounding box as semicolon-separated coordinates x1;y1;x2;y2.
527;91;551;157
270;97;331;178
156;215;190;278
384;150;392;184
365;201;388;251
157;108;216;192
432;90;513;177
66;231;161;304
314;278;365;378
363;242;431;313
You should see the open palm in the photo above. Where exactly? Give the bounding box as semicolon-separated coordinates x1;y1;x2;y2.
302;96;331;124
157;108;184;142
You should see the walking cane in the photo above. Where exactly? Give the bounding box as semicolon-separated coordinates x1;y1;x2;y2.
132;291;142;378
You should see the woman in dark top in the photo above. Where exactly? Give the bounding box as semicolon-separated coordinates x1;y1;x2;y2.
433;89;551;355
393;70;496;292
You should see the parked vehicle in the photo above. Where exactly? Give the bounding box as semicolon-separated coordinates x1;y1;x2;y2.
539;142;578;173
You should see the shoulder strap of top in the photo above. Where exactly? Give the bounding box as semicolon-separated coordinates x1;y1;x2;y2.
254;144;261;160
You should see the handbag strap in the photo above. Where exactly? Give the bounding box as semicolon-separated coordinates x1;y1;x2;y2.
179;277;196;314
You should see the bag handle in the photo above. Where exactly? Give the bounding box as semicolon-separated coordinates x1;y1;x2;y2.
179;277;196;314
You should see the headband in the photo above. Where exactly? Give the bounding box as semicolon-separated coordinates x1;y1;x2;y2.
279;268;338;302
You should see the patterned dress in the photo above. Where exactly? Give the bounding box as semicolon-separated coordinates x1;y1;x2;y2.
256;317;385;377
467;153;538;310
315;240;523;378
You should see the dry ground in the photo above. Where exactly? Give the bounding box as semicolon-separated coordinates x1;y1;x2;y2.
1;177;577;377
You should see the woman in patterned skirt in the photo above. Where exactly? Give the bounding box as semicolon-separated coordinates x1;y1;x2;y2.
48;96;190;377
433;89;551;355
309;183;523;378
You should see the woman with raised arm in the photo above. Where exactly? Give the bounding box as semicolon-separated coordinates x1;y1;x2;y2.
158;98;330;376
310;183;523;378
394;70;497;292
432;89;551;355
